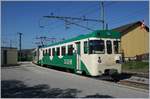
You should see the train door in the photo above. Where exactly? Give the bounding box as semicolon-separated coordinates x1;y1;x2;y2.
75;42;82;74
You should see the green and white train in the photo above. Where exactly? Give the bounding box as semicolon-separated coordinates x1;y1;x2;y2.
33;30;122;76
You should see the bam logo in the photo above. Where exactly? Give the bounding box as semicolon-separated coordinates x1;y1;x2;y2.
64;59;72;65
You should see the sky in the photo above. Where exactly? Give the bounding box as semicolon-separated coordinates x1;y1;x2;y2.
1;1;149;49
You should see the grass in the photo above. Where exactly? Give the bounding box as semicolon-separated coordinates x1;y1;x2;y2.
122;61;149;73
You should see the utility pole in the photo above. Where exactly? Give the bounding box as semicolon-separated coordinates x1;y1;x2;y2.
18;32;22;61
106;23;108;30
101;2;105;30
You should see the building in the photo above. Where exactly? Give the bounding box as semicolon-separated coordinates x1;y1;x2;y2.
1;47;18;66
112;21;149;61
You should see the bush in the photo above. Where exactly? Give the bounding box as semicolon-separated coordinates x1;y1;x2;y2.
122;61;149;70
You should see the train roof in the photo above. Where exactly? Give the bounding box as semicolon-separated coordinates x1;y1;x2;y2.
43;30;120;48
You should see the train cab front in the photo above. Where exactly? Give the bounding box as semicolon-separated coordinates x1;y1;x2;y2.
84;39;122;76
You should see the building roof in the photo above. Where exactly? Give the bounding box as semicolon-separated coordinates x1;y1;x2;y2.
43;30;121;48
1;47;17;50
112;21;149;36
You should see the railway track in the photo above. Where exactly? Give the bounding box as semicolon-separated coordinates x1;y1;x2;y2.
118;80;149;90
36;63;149;90
93;74;149;90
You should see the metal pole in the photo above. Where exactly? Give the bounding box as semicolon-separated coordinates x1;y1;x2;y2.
101;2;105;30
18;32;22;61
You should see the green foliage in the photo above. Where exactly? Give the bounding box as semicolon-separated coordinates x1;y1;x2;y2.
122;61;149;73
18;56;33;61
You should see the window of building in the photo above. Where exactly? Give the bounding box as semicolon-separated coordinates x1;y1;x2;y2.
52;48;55;56
68;45;73;55
56;47;60;56
89;40;105;54
49;48;51;56
61;46;66;56
84;41;88;54
106;40;112;54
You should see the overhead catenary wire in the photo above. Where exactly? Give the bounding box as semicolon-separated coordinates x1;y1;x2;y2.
110;7;148;27
91;5;148;30
39;3;102;31
42;2;117;31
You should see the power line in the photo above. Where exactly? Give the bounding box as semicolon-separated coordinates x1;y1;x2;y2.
90;5;148;30
35;36;57;46
40;2;118;31
39;2;120;33
43;15;104;31
43;15;103;22
63;19;95;31
110;7;148;26
39;4;101;31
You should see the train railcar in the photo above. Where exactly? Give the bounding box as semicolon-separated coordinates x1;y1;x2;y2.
33;30;122;76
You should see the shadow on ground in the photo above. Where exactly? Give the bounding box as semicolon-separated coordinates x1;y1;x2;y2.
111;73;133;82
1;80;113;98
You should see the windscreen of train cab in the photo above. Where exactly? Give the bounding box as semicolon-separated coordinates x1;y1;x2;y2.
106;40;112;54
113;41;119;54
89;40;105;54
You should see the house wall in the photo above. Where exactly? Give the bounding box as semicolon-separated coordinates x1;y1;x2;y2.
1;48;18;65
121;26;149;58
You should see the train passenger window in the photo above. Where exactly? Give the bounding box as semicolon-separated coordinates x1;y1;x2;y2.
68;45;73;55
34;51;36;56
52;48;55;56
113;41;119;54
61;46;66;56
106;40;112;54
84;41;88;54
89;40;105;54
49;48;51;56
56;47;60;56
43;50;44;56
46;49;47;54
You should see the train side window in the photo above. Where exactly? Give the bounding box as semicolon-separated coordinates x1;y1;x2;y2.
34;51;36;56
56;47;60;56
52;48;55;56
106;40;112;54
49;48;51;56
84;41;88;54
43;50;44;56
46;49;47;54
61;46;66;56
68;45;73;55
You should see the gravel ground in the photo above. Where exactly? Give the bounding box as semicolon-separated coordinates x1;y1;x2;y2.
1;62;149;98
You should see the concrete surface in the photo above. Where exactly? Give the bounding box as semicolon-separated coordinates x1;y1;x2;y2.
1;62;149;98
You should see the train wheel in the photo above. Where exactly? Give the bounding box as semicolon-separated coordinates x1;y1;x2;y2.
82;71;86;76
66;69;71;73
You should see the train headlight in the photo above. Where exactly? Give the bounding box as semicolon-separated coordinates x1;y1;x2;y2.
98;57;101;63
115;55;122;64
